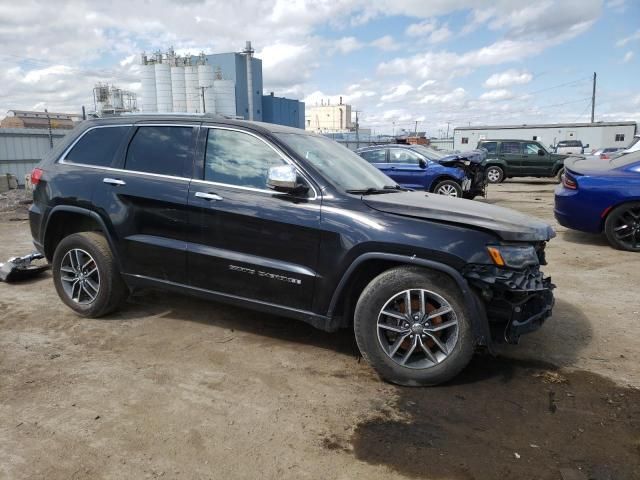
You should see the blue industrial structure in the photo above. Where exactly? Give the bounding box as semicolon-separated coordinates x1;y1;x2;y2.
206;51;304;128
261;93;305;129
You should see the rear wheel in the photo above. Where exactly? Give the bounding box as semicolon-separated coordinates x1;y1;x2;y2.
52;232;128;317
433;180;462;197
556;167;565;182
486;166;504;183
354;266;475;386
604;202;640;252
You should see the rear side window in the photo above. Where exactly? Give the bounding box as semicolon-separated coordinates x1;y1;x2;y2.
500;142;522;154
125;126;193;177
64;126;129;167
389;149;422;164
204;128;287;189
359;149;387;163
480;141;497;154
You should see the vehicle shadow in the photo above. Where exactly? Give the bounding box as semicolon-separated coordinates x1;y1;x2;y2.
111;289;361;357
561;229;610;246
109;292;591;380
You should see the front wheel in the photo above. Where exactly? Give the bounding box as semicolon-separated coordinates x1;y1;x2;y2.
604;202;640;252
432;180;463;197
354;266;475;386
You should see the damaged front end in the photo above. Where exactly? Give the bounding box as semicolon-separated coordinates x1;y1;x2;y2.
463;243;555;344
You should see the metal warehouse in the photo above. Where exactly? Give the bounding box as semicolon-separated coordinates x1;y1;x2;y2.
0;128;68;185
453;121;637;152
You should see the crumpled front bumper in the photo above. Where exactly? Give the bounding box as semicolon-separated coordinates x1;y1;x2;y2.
463;264;555;344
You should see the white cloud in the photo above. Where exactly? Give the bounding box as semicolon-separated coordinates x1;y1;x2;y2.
484;69;533;88
333;36;364;54
419;87;467;105
616;30;640;47
479;89;514;101
380;84;414;102
623;51;634;63
370;35;402;51
406;19;452;43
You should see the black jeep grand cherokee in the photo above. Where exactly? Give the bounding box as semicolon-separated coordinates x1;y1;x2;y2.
29;115;555;386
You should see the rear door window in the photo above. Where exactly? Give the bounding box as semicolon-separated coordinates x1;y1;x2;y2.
360;149;387;163
125;126;194;177
64;126;129;167
500;142;522;154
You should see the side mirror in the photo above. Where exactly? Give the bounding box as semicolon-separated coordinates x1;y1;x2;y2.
418;159;427;169
538;149;545;156
267;165;308;194
584;144;589;148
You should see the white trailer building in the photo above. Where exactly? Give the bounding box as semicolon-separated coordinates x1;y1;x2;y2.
453;121;637;152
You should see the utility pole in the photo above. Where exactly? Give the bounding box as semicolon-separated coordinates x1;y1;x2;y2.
590;72;597;123
414;121;418;136
354;110;361;149
446;121;450;138
45;108;53;149
82;105;86;121
200;86;210;113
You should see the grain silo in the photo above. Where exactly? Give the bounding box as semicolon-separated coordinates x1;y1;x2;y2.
184;56;200;113
140;54;157;112
155;60;173;112
171;62;187;112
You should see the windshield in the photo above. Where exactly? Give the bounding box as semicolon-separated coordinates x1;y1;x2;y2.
626;136;640;150
276;133;396;191
410;145;449;160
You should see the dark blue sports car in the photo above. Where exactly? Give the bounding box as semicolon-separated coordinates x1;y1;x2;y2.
356;144;487;199
554;151;640;251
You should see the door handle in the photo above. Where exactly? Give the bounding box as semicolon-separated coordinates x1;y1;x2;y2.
195;191;223;201
103;178;126;186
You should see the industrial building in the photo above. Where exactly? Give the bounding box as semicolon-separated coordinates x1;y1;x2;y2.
305;98;353;133
262;93;304;129
0;110;78;130
140;42;304;128
453;121;638;152
93;83;137;116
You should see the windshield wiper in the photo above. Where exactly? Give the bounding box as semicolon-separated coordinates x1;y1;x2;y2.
346;185;403;195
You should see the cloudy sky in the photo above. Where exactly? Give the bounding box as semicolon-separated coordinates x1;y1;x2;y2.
0;0;638;134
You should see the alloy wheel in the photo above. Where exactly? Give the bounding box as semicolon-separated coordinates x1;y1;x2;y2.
612;206;640;250
436;184;459;196
59;248;101;304
377;288;459;369
487;168;501;183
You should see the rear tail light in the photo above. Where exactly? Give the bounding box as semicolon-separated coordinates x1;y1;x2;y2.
562;173;577;190
600;154;609;160
30;167;43;186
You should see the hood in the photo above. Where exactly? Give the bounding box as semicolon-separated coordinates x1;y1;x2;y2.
363;191;555;242
439;149;486;165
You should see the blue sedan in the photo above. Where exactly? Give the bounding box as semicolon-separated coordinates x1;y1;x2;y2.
356;145;471;197
554;152;640;251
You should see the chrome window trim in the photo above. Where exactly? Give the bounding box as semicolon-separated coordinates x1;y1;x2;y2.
57;124;133;165
58;124;198;181
202;125;319;200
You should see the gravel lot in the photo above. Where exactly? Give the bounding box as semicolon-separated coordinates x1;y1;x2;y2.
1;180;638;480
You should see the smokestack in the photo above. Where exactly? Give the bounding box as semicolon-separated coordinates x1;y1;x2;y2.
243;41;255;121
339;96;342;105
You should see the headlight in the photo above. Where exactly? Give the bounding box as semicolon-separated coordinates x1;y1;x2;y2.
486;245;539;269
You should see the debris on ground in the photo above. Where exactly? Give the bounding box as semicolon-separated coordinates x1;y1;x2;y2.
0;188;32;218
534;370;568;384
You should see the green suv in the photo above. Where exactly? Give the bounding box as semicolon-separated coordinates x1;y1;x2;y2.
477;139;569;183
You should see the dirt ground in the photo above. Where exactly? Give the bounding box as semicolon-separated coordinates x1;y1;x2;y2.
0;180;639;480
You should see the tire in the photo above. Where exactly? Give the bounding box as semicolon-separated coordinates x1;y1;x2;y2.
52;232;128;317
604;202;640;252
486;165;504;183
432;180;463;197
556;167;565;182
353;266;475;386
